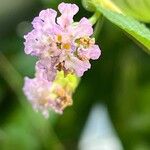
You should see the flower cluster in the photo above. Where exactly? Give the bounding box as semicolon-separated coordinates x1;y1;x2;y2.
23;71;78;118
23;2;101;117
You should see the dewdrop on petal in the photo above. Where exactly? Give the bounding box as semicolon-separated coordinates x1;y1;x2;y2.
23;71;79;118
24;2;101;82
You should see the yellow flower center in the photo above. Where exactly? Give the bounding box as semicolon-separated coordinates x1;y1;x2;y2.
63;43;71;51
57;35;62;42
55;86;72;109
56;35;71;51
75;37;95;48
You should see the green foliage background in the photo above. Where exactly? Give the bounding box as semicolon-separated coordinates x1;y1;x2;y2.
0;0;150;150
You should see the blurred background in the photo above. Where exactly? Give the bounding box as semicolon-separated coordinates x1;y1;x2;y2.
0;0;150;150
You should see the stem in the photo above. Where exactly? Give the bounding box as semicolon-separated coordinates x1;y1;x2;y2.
0;51;23;99
89;11;101;25
93;16;104;40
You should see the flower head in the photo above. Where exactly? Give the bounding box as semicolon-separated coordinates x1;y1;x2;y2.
23;2;101;117
24;2;101;81
23;71;79;118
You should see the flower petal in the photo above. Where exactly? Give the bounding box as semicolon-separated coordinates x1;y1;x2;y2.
39;9;57;25
74;17;93;37
36;57;58;81
78;45;101;60
23;76;53;118
57;2;79;28
32;9;58;34
23;76;51;102
24;30;43;56
65;56;91;77
88;45;101;60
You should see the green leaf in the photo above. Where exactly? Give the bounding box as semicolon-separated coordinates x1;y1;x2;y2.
96;6;150;53
112;0;150;23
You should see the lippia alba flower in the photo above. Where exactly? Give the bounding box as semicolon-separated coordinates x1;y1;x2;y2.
24;2;101;81
23;2;101;117
23;71;79;118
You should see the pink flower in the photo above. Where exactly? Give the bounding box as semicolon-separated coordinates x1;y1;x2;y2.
36;57;58;81
23;2;101;117
24;2;101;81
57;3;79;28
23;73;73;118
23;76;52;117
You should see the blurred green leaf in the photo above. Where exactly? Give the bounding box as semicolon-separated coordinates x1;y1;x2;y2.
0;105;64;150
10;51;37;76
96;6;150;53
112;0;150;23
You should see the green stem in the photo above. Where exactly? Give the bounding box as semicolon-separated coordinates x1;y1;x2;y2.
89;11;101;25
0;51;23;99
93;16;104;40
